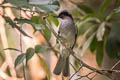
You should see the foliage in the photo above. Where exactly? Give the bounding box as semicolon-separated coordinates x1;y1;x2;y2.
74;0;120;66
2;0;59;79
1;0;120;79
9;45;50;79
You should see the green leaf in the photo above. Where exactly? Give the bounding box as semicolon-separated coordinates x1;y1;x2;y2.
31;16;51;40
90;37;97;52
26;48;35;64
42;25;51;40
35;45;49;53
100;0;111;13
6;0;28;6
106;12;117;21
117;0;120;7
15;54;26;67
76;4;93;13
31;16;41;24
105;33;118;59
4;48;21;52
96;41;104;66
80;14;97;21
78;16;100;28
47;15;59;26
4;16;32;38
74;59;80;70
3;16;16;28
96;22;106;41
31;16;44;30
81;32;96;54
14;18;33;24
38;55;51;80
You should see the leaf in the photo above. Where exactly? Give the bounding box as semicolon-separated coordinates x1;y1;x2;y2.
106;12;116;21
114;8;120;13
74;59;80;70
35;45;49;53
100;0;111;13
31;16;44;30
31;16;41;24
4;16;32;38
78;17;100;28
14;18;33;24
31;16;51;40
96;41;104;66
38;55;51;80
80;14;97;21
76;4;93;13
29;0;59;5
117;1;120;7
43;25;51;40
32;4;59;12
105;33;118;59
81;32;96;54
96;22;105;41
14;18;39;31
6;0;28;7
29;0;50;5
15;54;26;67
78;25;96;48
3;16;16;28
89;36;97;52
47;15;59;26
117;0;120;7
4;48;21;52
26;48;35;64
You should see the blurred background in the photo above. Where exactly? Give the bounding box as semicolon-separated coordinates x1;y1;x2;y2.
0;0;120;80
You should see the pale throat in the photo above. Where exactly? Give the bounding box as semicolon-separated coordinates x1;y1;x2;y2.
58;17;72;27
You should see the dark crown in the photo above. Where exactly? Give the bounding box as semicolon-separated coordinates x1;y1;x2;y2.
58;10;73;20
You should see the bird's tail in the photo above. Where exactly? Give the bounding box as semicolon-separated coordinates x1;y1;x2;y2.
62;56;69;77
53;54;69;77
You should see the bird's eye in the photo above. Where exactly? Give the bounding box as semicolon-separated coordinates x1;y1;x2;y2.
59;15;64;19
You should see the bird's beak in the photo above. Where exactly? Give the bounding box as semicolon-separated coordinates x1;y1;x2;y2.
53;16;59;18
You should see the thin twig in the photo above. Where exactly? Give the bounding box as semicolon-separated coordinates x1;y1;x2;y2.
0;16;17;77
39;30;58;57
111;60;120;70
0;4;42;14
43;15;120;79
69;65;83;80
76;71;95;80
43;16;59;39
20;9;26;80
70;63;77;72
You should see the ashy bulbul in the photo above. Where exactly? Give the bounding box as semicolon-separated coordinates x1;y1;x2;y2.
53;10;78;77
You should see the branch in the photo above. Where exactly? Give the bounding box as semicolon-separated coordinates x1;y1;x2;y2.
39;30;59;57
0;4;42;14
0;16;17;77
111;60;120;70
43;15;120;80
69;65;83;80
76;71;96;80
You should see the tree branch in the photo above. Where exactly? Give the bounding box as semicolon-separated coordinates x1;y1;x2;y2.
43;15;120;80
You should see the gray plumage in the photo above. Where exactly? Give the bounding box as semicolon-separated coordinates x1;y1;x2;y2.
53;10;77;77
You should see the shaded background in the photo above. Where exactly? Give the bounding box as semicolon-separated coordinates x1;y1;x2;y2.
0;0;120;80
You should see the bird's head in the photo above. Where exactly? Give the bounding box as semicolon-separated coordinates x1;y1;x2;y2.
55;10;73;21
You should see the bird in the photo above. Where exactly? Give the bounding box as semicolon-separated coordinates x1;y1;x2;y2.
53;10;78;77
